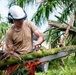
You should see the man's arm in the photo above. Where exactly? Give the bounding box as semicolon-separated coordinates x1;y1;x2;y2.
5;31;14;54
33;30;44;51
34;30;44;45
29;21;44;50
29;21;44;44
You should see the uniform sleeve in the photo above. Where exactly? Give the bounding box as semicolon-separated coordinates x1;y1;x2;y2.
5;30;13;46
29;21;38;32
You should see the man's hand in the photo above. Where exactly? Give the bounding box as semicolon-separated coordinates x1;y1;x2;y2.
8;50;14;55
7;45;14;54
33;44;41;52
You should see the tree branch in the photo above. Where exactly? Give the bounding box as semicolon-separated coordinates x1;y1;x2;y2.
48;21;76;33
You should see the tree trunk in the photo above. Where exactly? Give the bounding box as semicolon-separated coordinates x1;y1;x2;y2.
0;45;76;70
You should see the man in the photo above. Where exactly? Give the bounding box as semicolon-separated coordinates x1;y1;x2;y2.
5;5;44;75
6;5;44;56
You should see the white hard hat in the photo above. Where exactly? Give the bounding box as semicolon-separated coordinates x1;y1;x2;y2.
8;5;27;20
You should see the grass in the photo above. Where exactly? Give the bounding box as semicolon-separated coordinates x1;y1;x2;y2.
35;53;76;75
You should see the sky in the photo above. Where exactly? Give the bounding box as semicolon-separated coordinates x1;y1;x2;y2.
0;0;62;32
0;0;8;21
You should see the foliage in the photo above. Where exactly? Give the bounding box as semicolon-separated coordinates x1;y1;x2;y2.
35;55;76;75
8;0;34;8
0;22;10;39
56;0;76;24
65;33;76;46
44;0;76;47
44;27;63;48
32;0;58;26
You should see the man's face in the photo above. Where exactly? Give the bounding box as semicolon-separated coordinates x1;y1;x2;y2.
14;19;24;28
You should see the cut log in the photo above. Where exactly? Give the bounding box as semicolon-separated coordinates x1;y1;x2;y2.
0;45;76;70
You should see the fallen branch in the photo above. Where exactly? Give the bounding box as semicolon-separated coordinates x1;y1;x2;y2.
0;45;76;70
48;21;76;33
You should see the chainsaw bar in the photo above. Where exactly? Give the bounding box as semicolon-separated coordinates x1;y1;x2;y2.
40;51;69;63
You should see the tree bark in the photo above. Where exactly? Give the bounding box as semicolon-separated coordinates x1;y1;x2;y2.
48;21;76;34
58;14;75;47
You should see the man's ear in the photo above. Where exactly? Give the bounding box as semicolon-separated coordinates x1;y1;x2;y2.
8;13;14;24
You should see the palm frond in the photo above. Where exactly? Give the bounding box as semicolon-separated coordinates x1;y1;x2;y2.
65;33;76;46
51;32;63;48
31;0;57;26
56;0;76;23
55;15;68;24
44;27;63;48
0;22;10;39
8;0;34;8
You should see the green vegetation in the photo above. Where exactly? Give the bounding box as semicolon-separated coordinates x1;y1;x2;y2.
35;54;76;75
